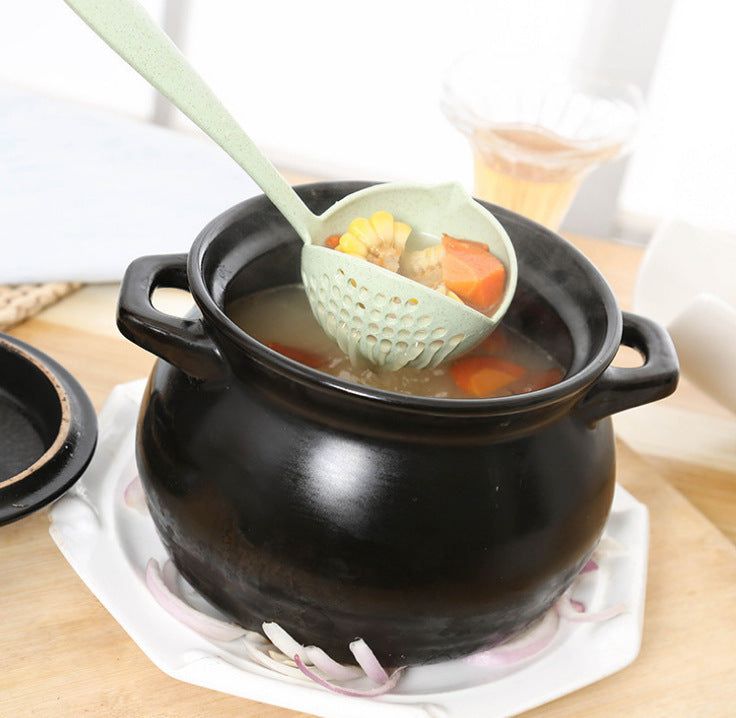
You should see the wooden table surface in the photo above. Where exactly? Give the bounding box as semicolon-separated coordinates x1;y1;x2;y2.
2;231;736;717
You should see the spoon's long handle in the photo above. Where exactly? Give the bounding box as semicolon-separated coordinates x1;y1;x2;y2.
63;0;319;244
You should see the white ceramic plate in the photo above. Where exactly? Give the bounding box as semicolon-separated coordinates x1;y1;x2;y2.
49;380;649;718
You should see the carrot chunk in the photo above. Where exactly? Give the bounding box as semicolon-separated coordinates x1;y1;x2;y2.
441;234;506;312
450;355;526;397
266;342;326;369
324;234;341;249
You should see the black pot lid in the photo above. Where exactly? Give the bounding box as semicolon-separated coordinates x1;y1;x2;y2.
0;332;97;526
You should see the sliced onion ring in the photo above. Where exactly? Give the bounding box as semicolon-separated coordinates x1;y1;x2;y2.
262;621;309;664
580;558;599;574
305;645;364;681
349;638;390;683
161;557;180;592
243;639;305;679
555;593;627;623
295;655;403;697
463;608;559;667
145;558;247;642
123;475;147;513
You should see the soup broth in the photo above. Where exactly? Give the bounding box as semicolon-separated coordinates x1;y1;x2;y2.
228;284;564;399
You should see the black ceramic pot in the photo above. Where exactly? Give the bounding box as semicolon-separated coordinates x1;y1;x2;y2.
118;181;678;667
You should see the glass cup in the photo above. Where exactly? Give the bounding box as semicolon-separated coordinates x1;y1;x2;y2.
441;51;643;230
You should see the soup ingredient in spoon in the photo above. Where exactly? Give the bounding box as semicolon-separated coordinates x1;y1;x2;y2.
326;213;507;313
398;243;464;302
402;234;507;312
331;211;412;272
442;235;507;311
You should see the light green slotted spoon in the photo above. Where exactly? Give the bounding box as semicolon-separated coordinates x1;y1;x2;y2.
64;0;517;370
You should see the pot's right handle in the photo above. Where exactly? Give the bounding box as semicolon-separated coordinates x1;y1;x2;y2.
574;312;679;425
117;253;224;380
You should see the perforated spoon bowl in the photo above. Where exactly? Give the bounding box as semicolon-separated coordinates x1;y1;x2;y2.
64;0;517;369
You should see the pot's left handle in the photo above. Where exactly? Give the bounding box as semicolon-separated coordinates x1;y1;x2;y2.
117;253;224;380
574;312;679;425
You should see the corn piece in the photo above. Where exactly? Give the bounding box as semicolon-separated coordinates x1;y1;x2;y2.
393;221;412;251
440;286;463;302
337;232;368;257
348;217;379;248
369;211;395;243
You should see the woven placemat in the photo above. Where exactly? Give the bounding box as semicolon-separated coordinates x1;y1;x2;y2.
0;282;82;331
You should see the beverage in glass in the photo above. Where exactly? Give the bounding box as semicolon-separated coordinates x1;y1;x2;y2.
441;53;642;231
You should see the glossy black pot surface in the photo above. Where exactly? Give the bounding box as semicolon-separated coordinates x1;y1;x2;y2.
118;182;678;666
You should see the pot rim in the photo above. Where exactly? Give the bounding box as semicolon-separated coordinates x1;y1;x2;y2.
188;181;622;414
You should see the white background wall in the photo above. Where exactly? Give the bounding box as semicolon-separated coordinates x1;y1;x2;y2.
1;0;734;239
617;0;736;234
179;0;589;186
